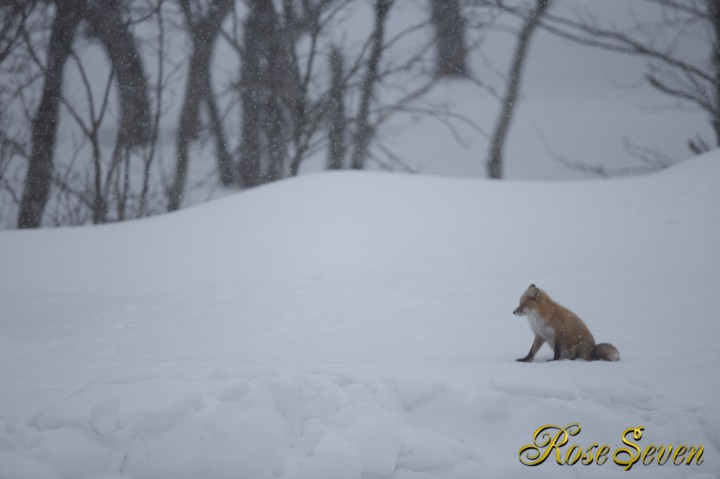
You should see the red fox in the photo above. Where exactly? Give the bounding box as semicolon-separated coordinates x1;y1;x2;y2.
512;284;619;362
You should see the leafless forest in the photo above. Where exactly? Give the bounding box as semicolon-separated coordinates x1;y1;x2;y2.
0;0;716;228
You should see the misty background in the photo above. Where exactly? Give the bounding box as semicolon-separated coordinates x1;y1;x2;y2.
0;0;714;229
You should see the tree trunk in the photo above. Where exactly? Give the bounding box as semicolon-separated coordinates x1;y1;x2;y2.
84;0;151;147
168;0;233;211
237;72;263;188
17;0;84;229
264;99;285;182
430;0;467;78
206;72;234;186
167;43;210;211
92;131;107;224
351;0;392;170
327;46;346;170
238;0;276;187
708;0;720;146
486;0;550;179
265;7;289;183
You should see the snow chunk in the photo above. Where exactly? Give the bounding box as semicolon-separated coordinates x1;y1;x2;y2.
0;452;61;479
390;379;446;410
32;428;120;479
300;424;328;454
490;377;577;401
301;431;362;479
200;409;285;479
350;414;402;475
609;384;655;410
397;435;458;472
89;398;120;437
211;377;250;403
128;391;203;437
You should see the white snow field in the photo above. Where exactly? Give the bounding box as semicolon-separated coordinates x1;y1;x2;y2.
1;151;719;479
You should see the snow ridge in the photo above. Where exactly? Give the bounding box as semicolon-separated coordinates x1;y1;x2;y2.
1;153;719;477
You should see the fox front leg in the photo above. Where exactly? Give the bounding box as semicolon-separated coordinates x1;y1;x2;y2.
517;336;545;362
551;340;562;361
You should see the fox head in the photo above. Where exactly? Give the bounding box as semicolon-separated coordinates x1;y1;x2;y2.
513;283;540;316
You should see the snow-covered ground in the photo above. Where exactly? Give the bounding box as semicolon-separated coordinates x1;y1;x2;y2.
1;151;719;478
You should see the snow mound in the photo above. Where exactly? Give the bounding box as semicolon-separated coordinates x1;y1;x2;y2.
1;152;719;477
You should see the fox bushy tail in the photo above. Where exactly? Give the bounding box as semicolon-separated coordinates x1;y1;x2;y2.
592;343;620;361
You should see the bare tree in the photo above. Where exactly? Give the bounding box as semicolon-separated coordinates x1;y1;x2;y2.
205;58;234;187
285;1;352;177
536;0;719;154
15;0;154;227
234;0;354;183
350;0;393;170
214;0;484;185
1;2;50;227
0;1;32;66
84;0;152;149
17;0;84;229
2;0;490;228
486;0;550;179
236;0;275;187
430;0;468;77
168;0;233;211
60;51;116;224
326;45;345;170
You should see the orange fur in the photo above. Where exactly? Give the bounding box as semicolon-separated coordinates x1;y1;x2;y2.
513;284;619;362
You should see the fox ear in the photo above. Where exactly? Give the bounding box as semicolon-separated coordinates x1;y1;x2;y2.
529;283;536;289
529;284;539;298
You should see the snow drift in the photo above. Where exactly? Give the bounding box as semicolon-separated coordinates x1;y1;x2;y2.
1;151;719;478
